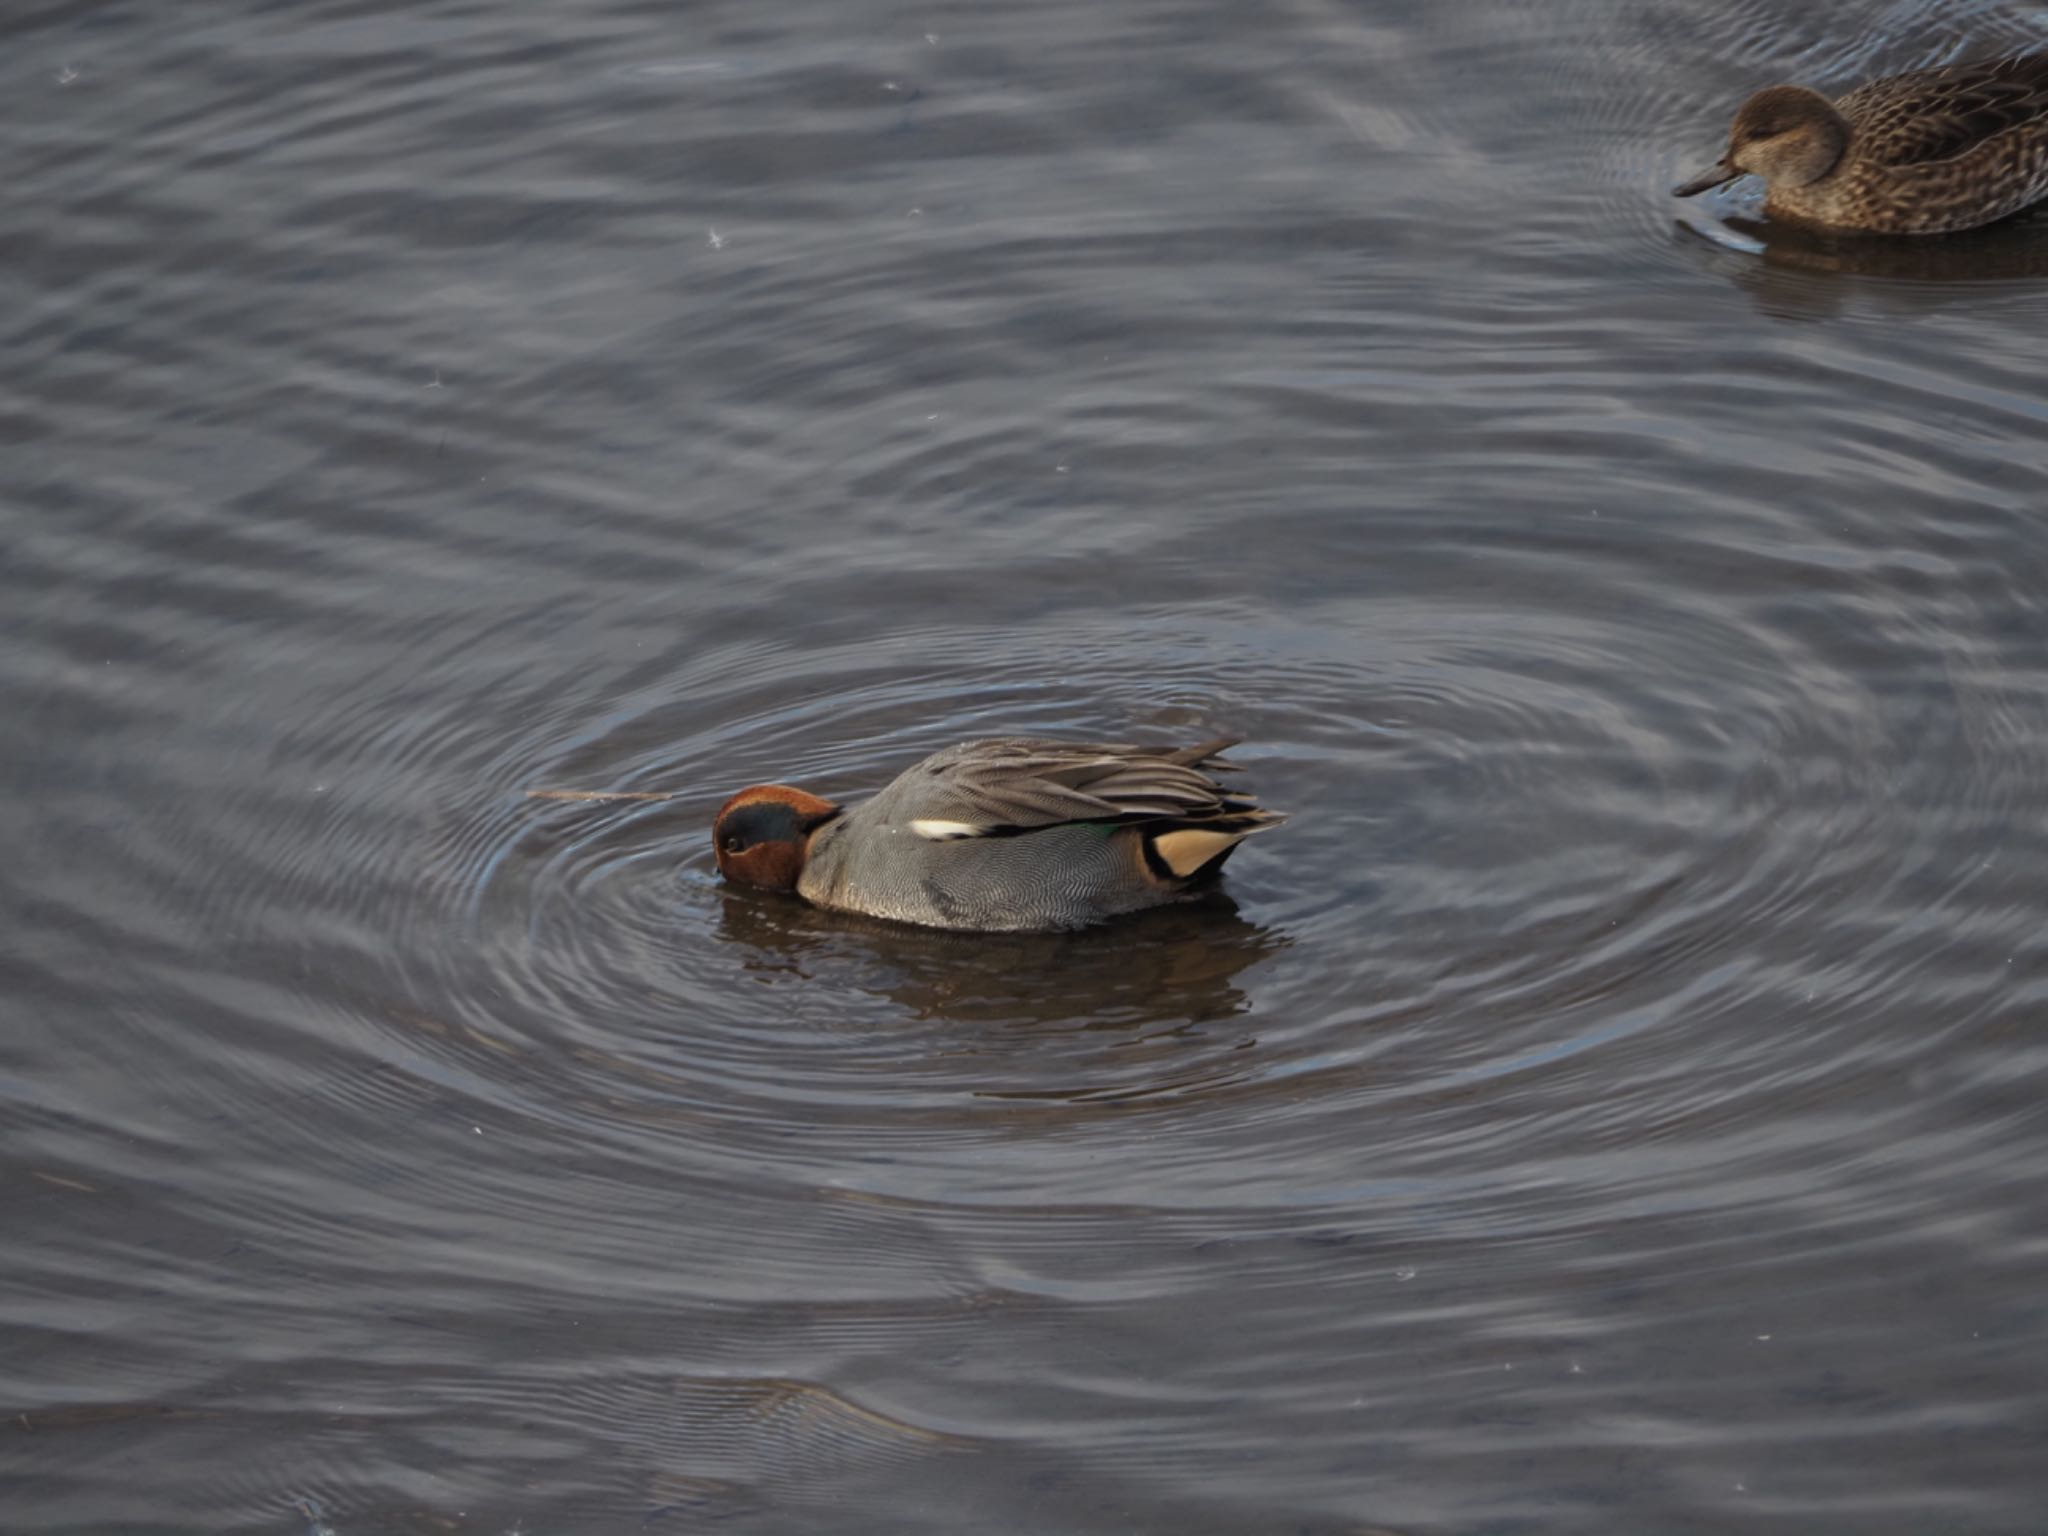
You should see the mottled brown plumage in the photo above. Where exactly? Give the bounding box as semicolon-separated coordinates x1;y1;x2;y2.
1675;52;2048;234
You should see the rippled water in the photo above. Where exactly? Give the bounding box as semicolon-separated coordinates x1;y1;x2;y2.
8;0;2048;1530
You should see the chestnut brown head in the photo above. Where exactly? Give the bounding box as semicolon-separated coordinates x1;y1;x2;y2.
712;785;840;890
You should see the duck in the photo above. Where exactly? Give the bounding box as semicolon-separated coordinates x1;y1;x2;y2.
712;736;1285;932
1673;51;2048;234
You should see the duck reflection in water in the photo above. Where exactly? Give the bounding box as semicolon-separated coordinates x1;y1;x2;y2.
1678;206;2048;318
715;880;1288;1033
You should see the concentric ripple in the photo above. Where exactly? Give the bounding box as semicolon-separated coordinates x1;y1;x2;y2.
5;0;2048;1531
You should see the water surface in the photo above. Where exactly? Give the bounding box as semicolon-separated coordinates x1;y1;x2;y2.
6;0;2048;1531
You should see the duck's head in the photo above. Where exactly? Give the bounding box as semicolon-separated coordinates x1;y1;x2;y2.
712;785;840;890
1674;85;1848;197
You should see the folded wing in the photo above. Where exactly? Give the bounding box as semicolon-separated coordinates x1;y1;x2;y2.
903;737;1283;851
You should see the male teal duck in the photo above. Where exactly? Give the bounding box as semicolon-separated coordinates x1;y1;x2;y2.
712;736;1285;931
1674;52;2048;234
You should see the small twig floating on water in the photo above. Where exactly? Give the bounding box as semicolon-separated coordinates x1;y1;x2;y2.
523;789;681;802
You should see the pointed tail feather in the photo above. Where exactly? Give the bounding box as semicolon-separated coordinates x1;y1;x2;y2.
1162;736;1245;770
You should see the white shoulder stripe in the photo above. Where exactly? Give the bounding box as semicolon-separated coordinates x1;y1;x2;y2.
910;818;985;841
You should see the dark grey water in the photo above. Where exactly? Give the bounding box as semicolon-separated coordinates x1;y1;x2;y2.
8;0;2048;1530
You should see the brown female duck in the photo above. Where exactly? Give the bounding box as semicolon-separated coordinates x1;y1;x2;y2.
1674;52;2048;234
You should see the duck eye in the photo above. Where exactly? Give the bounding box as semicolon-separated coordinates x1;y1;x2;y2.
721;835;748;854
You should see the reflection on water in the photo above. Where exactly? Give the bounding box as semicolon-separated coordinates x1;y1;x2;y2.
1679;202;2048;318
1743;208;2048;280
718;884;1283;1029
6;0;2048;1530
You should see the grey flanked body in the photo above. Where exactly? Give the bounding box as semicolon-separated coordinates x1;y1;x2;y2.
792;737;1284;932
802;814;1160;931
1674;52;2048;235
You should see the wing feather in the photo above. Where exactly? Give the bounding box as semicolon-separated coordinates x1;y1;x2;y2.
903;737;1273;837
1838;53;2048;167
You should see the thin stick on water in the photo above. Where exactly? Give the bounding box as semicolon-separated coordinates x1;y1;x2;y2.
523;789;681;802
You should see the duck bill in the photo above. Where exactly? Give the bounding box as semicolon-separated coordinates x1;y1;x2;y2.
1672;159;1739;197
